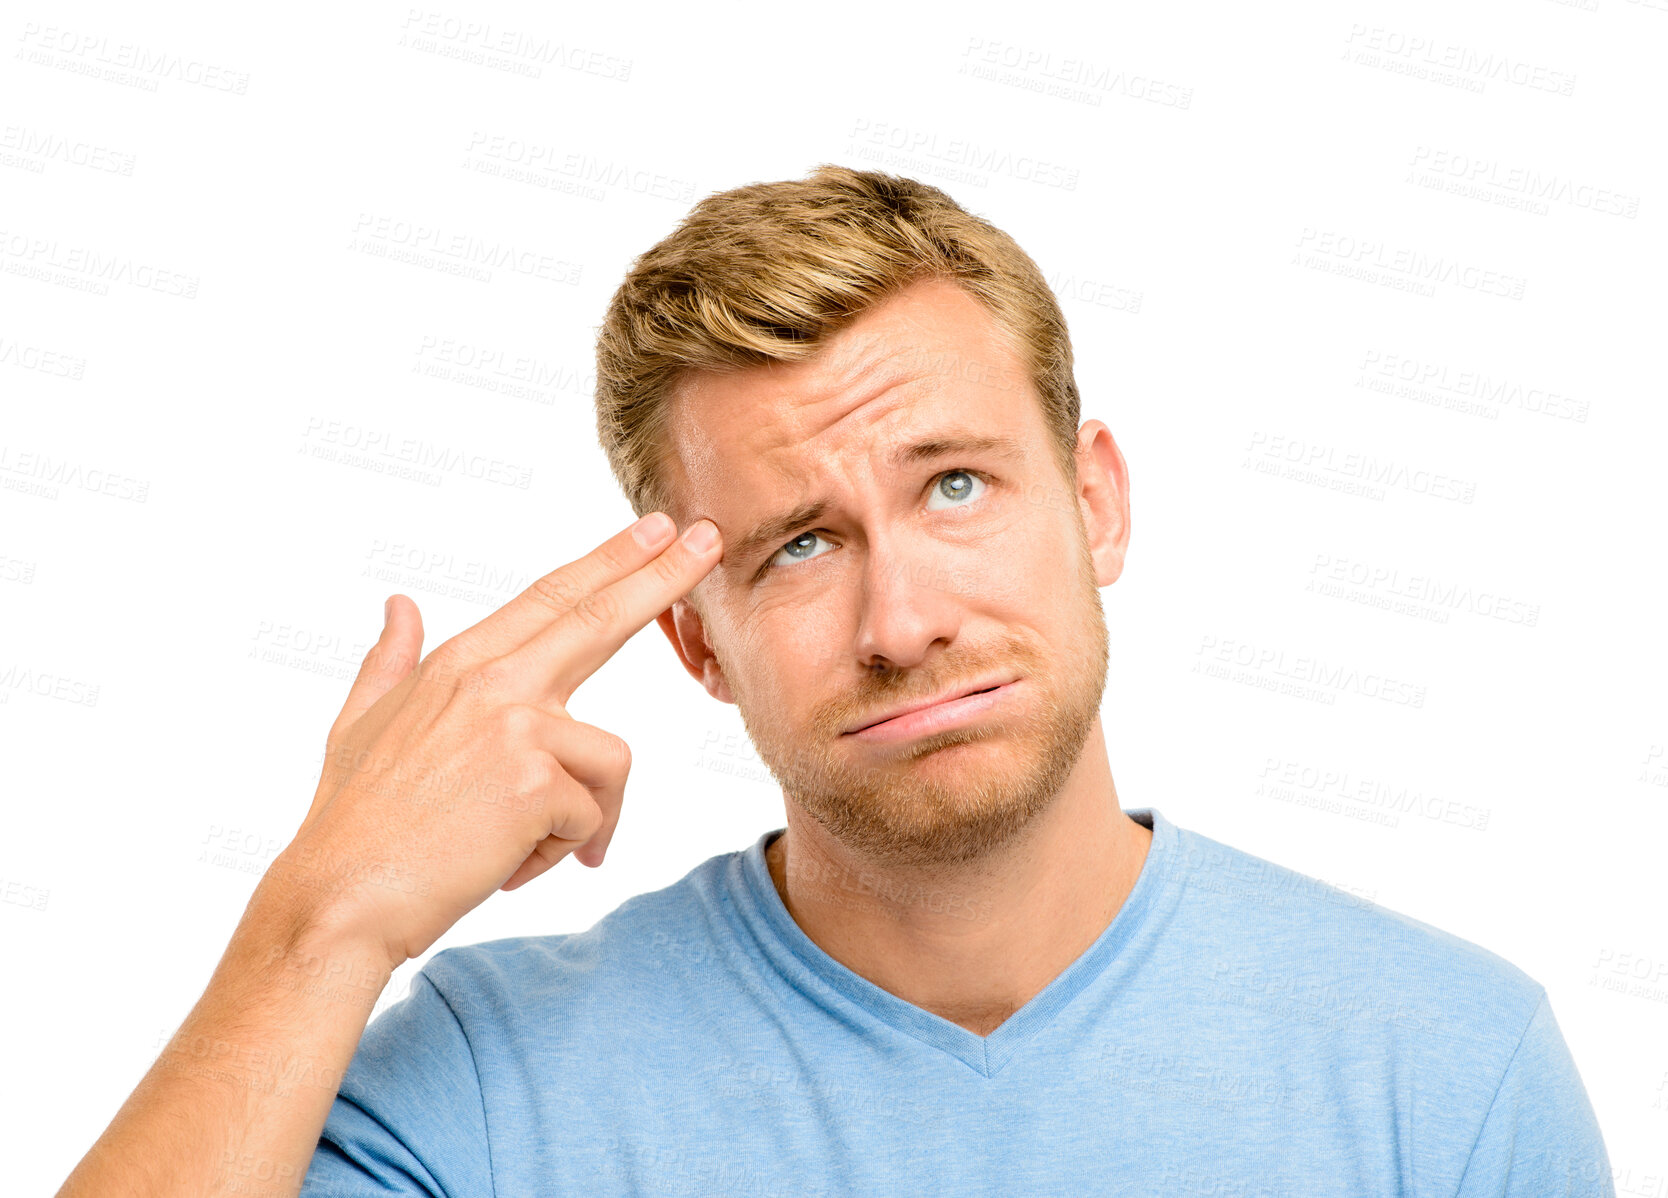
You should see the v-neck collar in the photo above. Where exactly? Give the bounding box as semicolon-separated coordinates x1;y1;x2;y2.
728;807;1176;1078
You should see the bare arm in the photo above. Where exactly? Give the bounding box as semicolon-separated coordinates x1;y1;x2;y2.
54;510;724;1196
57;881;392;1197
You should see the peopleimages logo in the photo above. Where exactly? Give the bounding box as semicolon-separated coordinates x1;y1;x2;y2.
0;124;137;175
847;119;1080;191
1408;146;1639;219
0;662;100;707
0;229;199;299
1243;431;1477;505
299;417;534;490
396;10;631;81
1294;228;1526;300
463;133;696;203
348;213;583;286
1256;757;1492;833
15;23;251;93
957;37;1194;110
0;335;86;379
0;444;149;502
1194;635;1428;708
1341;25;1576;96
1307;552;1541;628
1356;349;1589;424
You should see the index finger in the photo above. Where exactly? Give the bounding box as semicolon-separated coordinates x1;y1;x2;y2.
504;515;722;705
432;512;686;665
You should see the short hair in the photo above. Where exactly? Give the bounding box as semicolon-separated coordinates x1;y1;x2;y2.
593;163;1082;525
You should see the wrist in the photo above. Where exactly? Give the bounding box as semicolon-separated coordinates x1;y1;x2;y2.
241;865;403;990
255;837;412;964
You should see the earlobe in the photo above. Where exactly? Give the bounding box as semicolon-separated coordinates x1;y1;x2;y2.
1073;421;1131;588
702;658;734;705
656;600;735;704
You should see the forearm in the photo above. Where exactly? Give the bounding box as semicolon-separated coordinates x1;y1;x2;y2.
56;880;395;1198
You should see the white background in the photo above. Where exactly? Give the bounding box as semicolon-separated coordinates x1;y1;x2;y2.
3;0;1665;1191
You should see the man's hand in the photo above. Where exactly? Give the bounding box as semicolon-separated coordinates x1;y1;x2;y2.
53;512;722;1198
265;511;723;973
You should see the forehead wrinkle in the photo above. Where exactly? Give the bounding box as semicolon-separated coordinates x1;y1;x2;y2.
823;338;926;400
727;367;930;560
747;357;926;470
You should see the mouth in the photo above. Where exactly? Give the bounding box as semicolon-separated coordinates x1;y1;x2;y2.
844;678;1017;736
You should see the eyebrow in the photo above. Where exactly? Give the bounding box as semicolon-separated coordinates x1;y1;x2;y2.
728;433;1028;568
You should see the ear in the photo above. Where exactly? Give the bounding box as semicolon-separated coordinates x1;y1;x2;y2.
656;598;735;703
1073;420;1131;587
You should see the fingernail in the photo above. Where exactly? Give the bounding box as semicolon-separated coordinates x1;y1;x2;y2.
682;519;719;552
383;597;393;625
632;512;673;548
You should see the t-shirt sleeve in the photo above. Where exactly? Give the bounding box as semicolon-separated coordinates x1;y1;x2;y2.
1450;989;1615;1198
298;967;493;1197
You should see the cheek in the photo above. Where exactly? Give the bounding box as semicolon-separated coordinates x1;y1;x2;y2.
730;609;839;702
976;526;1091;633
951;535;1045;608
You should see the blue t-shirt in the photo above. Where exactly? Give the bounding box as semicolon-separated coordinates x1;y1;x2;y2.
300;807;1614;1196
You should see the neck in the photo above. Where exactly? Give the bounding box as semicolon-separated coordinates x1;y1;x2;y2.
763;722;1152;1037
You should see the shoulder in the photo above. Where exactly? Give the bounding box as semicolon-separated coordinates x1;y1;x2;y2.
1165;821;1546;1051
1163;820;1613;1193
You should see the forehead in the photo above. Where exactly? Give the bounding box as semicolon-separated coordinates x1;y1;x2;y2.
659;278;1039;521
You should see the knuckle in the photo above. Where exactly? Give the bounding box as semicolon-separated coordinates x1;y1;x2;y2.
589;539;630;577
606;735;633;777
529;571;584;614
513;749;559;795
465;658;513;699
568;587;622;634
569;797;605;840
652;545;688;585
495;702;543;740
419;641;464;685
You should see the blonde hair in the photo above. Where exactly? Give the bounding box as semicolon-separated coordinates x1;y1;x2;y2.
594;163;1081;524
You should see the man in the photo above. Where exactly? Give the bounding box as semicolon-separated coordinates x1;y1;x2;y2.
58;166;1614;1196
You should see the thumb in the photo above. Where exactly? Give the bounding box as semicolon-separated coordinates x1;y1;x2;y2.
300;597;425;838
329;594;425;740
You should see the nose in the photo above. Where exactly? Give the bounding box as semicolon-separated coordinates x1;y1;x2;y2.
849;535;967;673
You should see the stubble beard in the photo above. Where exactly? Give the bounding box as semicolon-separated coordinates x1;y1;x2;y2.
723;532;1110;871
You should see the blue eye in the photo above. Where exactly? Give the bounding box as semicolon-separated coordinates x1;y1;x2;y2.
763;469;989;572
926;469;986;511
772;529;831;568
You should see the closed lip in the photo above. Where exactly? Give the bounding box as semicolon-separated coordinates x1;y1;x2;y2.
843;676;1019;735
